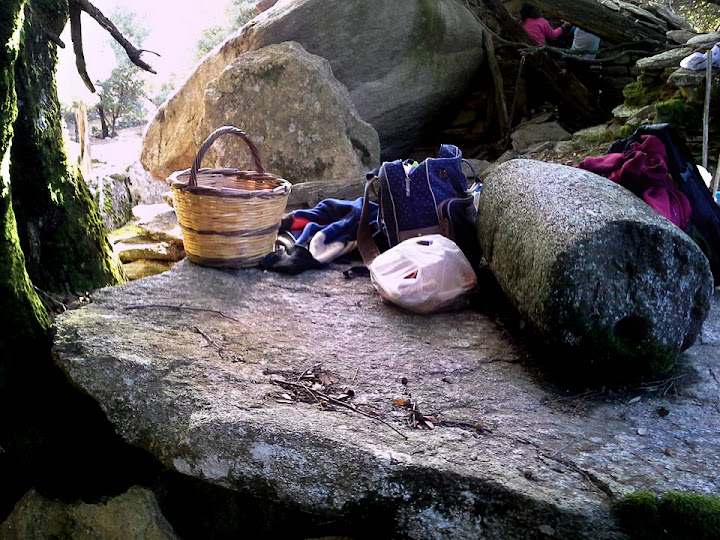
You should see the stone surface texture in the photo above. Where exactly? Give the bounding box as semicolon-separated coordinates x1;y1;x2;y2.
85;173;134;231
635;48;692;71
123;259;177;280
53;259;720;539
140;0;486;177
0;487;177;539
477;159;713;364
125;161;168;205
510;122;571;151
199;42;380;185
131;203;184;246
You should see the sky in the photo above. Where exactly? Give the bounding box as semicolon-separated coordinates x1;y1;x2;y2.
57;0;240;105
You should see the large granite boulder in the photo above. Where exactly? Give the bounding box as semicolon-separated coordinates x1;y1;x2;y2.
477;159;713;373
140;0;486;178
0;487;177;539
199;42;380;184
53;260;720;538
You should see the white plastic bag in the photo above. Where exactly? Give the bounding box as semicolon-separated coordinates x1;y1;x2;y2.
368;234;477;313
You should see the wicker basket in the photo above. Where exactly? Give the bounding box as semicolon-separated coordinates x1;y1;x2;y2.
168;126;291;268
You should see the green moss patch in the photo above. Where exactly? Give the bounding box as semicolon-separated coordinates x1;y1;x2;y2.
655;98;701;133
615;491;720;539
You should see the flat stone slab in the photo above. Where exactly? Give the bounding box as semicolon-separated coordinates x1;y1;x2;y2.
53;261;720;538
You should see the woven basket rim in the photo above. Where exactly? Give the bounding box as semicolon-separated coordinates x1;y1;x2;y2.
169;167;291;198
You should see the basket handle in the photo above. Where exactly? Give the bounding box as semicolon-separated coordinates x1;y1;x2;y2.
189;126;265;186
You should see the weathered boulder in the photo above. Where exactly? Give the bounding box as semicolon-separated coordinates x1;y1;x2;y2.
85;173;134;231
126;161;168;205
510;121;571;151
123;259;177;280
635;48;692;71
199;42;380;184
648;2;695;32
140;0;486;177
687;32;720;47
0;487;177;539
131;203;183;246
52;260;720;538
666;30;697;44
115;238;184;263
477;159;713;373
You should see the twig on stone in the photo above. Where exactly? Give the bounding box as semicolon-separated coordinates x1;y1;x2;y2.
33;286;67;312
192;326;240;362
272;379;408;439
638;374;686;390
296;362;322;382
123;304;242;323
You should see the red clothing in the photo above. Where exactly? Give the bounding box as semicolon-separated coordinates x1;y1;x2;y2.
578;135;692;229
522;17;564;45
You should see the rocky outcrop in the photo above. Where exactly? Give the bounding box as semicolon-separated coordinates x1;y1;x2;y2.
0;487;177;539
86;173;134;231
53;260;720;538
477;159;713;373
109;204;185;280
510;121;572;152
125;161;168;205
141;0;486;178
615;32;719;148
199;42;380;184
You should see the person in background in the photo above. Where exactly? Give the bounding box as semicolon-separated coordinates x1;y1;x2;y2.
571;28;601;59
520;3;571;46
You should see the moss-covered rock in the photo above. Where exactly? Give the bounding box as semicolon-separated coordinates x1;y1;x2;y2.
655;98;702;132
9;0;124;293
615;491;720;539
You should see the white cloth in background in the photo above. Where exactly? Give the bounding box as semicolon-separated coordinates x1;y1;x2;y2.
680;43;720;71
572;29;601;59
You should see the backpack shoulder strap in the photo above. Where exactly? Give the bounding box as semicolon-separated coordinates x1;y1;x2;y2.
357;178;381;266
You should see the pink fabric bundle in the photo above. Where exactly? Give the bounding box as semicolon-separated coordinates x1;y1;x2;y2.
578;135;692;228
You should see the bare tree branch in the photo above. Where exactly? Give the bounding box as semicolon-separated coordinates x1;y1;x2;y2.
69;0;95;93
43;29;65;48
67;0;159;90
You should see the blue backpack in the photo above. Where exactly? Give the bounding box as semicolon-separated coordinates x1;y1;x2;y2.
358;144;481;268
608;123;720;284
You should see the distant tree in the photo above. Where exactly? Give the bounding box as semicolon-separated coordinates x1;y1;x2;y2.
150;76;177;107
97;62;146;136
95;7;149;137
194;0;256;59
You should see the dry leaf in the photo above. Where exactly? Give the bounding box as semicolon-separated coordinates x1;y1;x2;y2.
393;398;409;406
424;418;435;430
627;396;641;405
281;393;293;400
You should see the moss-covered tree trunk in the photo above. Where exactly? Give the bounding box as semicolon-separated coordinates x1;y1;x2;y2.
10;0;123;293
0;0;49;357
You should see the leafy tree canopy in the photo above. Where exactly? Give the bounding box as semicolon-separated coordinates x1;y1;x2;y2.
96;6;149;136
194;0;256;59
